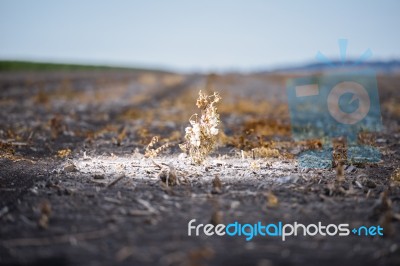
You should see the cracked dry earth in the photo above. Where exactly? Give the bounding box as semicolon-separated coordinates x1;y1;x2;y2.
0;70;399;266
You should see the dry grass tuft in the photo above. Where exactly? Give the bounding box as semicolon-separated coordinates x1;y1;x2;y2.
57;149;71;158
0;141;15;157
391;168;400;183
180;90;221;164
252;147;281;158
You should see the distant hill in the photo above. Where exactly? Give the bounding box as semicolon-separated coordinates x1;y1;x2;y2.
0;60;172;74
267;60;400;74
2;59;399;75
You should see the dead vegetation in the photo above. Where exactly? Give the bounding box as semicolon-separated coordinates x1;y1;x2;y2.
180;90;221;164
0;141;15;158
57;148;71;158
392;168;400;183
144;136;170;158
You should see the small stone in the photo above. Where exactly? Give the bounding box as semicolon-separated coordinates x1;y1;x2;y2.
212;160;225;167
0;206;9;218
64;188;72;195
346;165;357;173
291;148;301;155
230;201;240;210
276;175;299;184
30;187;39;195
93;174;105;179
211;175;222;194
119;207;127;215
365;180;377;188
64;163;77;172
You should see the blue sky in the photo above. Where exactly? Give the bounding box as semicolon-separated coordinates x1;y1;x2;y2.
0;0;399;72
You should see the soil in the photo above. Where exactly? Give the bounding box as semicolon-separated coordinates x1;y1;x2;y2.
0;70;399;266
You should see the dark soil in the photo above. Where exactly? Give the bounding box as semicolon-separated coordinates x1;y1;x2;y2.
0;70;399;266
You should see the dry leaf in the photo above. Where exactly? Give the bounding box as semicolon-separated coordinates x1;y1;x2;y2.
266;192;279;208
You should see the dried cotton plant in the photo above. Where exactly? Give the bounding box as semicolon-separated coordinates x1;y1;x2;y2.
180;90;221;164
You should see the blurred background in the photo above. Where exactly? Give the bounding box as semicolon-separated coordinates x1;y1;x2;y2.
1;0;399;72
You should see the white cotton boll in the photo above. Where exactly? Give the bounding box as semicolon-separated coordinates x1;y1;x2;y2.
192;124;200;134
191;136;200;147
210;117;218;128
185;127;192;134
210;127;219;135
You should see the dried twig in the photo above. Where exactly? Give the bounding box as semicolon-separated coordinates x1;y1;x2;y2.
145;136;170;158
107;175;125;188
